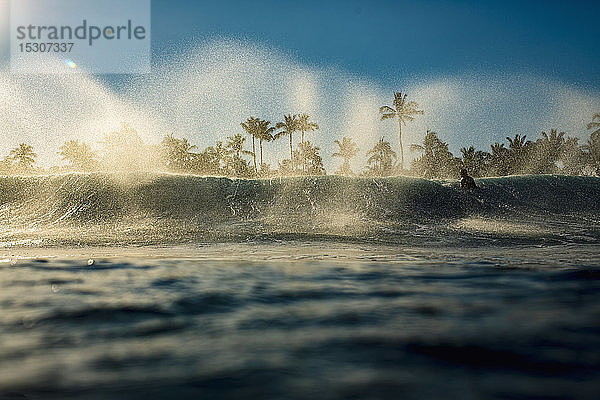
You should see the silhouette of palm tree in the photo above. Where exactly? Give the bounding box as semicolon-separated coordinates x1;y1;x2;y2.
333;137;359;176
540;129;566;167
226;133;253;160
192;146;221;175
583;117;600;174
297;113;319;145
214;141;228;167
296;141;325;175
587;113;600;137
506;134;529;151
460;146;486;177
160;134;197;171
241;117;260;173
505;134;530;174
255;119;275;170
489;142;510;175
379;92;423;170
225;134;254;177
410;130;460;178
367;138;397;176
179;138;197;169
203;140;228;174
58;140;97;171
275;114;298;163
540;129;565;148
9;143;37;171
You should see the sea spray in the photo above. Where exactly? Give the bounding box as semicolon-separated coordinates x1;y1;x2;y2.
1;173;599;247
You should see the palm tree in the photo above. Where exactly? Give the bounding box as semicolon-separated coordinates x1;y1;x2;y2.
506;134;529;151
583;118;600;175
505;134;530;174
296;141;325;175
191;146;221;175
160;134;197;172
366;138;397;176
58;140;97;171
275;114;298;162
160;133;179;166
199;141;228;175
241;117;260;173
225;133;254;177
333;137;359;176
179;138;197;171
9;143;37;171
561;136;585;175
488;142;511;176
587;113;600;137
255;119;275;170
226;133;253;160
410;130;460;178
539;129;565;152
379;92;423;170
297;113;319;145
460;146;486;177
296;113;320;172
536;129;566;173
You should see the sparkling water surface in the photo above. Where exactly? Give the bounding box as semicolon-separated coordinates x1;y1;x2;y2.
1;243;599;400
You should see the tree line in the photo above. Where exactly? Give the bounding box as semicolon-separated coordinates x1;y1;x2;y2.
1;93;599;178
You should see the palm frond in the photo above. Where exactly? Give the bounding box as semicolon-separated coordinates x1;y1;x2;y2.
274;131;287;140
587;121;600;130
379;106;395;114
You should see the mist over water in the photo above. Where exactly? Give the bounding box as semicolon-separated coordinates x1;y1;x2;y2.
0;173;599;250
1;39;599;172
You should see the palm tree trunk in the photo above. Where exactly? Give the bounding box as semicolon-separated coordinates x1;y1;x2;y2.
252;137;257;173
398;119;404;170
301;130;306;173
260;140;264;168
289;133;293;163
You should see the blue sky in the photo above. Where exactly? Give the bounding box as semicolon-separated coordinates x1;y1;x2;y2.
4;0;596;86
150;0;600;89
0;0;599;169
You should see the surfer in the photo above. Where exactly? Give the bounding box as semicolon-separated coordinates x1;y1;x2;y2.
460;169;478;191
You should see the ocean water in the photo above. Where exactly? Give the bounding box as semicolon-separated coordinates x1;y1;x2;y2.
1;174;599;399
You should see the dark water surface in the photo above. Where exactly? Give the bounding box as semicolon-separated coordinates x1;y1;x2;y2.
1;243;599;400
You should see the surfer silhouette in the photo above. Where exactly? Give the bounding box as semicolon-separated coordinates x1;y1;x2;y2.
460;169;478;191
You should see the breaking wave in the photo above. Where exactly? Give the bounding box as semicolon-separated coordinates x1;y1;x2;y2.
1;173;599;247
